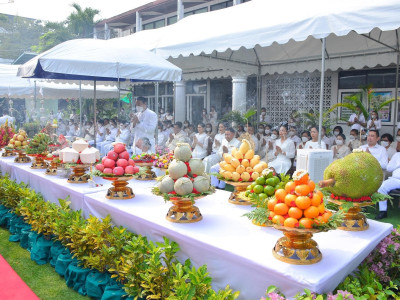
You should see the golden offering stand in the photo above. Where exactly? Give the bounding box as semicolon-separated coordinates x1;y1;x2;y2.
45;160;59;175
166;196;203;223
67;165;90;183
134;162;157;180
29;155;48;169
223;181;252;205
328;199;372;231
14;150;31;163
103;176;135;200
272;225;322;265
2;148;15;157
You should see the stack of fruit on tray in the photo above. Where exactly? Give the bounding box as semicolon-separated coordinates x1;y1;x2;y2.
153;150;174;169
132;152;159;163
6;129;29;150
94;143;139;177
59;139;100;165
218;139;268;182
0;119;15;148
268;170;338;229
25;133;51;155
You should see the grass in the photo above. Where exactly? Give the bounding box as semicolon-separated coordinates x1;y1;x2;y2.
0;227;89;300
364;196;400;228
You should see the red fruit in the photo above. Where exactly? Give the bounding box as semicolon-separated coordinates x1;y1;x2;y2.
113;167;125;176
119;151;130;160
113;143;126;154
132;166;140;174
125;165;135;174
95;164;105;172
128;159;135;166
103;158;115;169
101;156;107;164
107;151;118;160
117;159;129;168
103;168;113;174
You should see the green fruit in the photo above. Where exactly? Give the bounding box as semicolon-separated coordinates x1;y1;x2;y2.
246;185;252;191
253;185;264;194
250;182;257;189
245;191;250;197
259;193;267;200
323;152;383;198
265;171;273;179
255;176;266;185
265;178;275;186
264;185;275;196
271;176;280;186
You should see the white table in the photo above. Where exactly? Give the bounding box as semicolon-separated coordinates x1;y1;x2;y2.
84;188;393;299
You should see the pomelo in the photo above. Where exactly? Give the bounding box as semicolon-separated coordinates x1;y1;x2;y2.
124;165;135;174
128;159;135;166
117;159;129;168
119;151;130;160
103;158;116;169
96;164;105;172
114;143;126;154
113;167;125;176
103;168;113;174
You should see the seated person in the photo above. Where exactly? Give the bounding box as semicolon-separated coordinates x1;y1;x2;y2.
331;133;351;160
166;121;189;151
134;137;153;155
380;133;396;161
346;129;362;151
304;126;326;149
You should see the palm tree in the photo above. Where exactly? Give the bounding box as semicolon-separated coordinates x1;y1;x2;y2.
67;3;100;38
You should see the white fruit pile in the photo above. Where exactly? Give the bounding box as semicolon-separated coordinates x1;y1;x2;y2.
158;143;211;196
60;139;100;164
96;143;139;176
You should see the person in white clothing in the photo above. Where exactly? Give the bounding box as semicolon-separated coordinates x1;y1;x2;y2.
244;124;259;154
377;152;400;220
288;126;301;148
210;127;241;189
359;129;388;170
131;97;157;154
134;137;153;155
347;107;366;131
367;110;382;131
330;126;344;147
212;123;226;154
347;129;362;151
156;122;168;150
259;107;271;124
192;123;208;159
380;133;396;161
321;127;331;149
209;106;218;133
331;133;351;160
304;126;327;150
268;125;295;174
103;122;131;155
98;120;118;155
166;122;189;151
296;130;311;150
256;124;267;157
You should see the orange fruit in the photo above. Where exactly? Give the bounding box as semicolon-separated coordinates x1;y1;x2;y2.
304;206;319;219
294;173;309;185
272;215;285;225
322;211;332;223
311;193;322;206
267;198;277;211
318;203;325;214
269;211;276;219
295;184;311;196
313;216;326;225
284;194;297;207
299;218;313;229
288;207;303;220
284;217;299;228
275;189;287;203
285;181;297;194
315;190;324;200
274;203;289;216
308;180;316;191
295;196;311;210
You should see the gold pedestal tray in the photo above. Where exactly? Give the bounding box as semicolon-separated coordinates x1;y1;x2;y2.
29;155;48;169
45;160;59;175
67;165;90;183
223;181;252;205
14;150;31;163
2;148;15;157
135;162;156;180
103;176;135;200
329;199;373;231
272;225;322;265
166;197;203;223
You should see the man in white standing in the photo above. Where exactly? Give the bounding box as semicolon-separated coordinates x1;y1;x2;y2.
347;107;366;131
259;107;271;124
131;97;157;154
359;130;388;219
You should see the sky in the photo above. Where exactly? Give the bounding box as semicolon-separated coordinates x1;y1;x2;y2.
0;0;154;22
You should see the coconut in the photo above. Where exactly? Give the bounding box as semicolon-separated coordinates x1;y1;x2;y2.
62;148;79;163
174;143;192;162
158;175;175;194
168;159;188;179
80;147;99;164
188;158;205;177
174;177;193;196
193;176;210;193
72;139;89;153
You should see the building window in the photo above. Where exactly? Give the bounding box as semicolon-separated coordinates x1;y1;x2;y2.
143;23;154;30
339;69;399;89
211;1;233;11
154;19;165;28
167;16;177;25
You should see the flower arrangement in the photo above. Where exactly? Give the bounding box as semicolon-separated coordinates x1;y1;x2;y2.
153;150;174;169
131;152;159;163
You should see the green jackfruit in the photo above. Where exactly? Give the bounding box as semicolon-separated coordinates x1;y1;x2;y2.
323;152;383;198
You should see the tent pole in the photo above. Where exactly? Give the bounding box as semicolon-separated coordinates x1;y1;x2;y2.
155;82;159;150
34;80;37;122
79;80;82;137
94;80;97;148
394;53;399;137
118;79;121;116
318;38;326;147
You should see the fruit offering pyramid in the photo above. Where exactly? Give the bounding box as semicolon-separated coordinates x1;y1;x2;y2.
25;133;51;154
96;143;139;176
7;129;28;149
0;119;15;147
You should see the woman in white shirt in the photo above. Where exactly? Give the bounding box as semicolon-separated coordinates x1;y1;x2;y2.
367;110;381;131
192;123;208;159
304;126;327;150
268;125;295;174
331;133;351;160
209;106;218;133
296;130;311;150
380;133;396;161
347;129;362;151
256;124;267;158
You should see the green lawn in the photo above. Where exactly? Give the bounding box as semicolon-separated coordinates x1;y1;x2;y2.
0;227;89;300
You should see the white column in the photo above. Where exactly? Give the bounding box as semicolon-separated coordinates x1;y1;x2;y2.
233;0;242;5
232;75;247;114
177;0;184;21
174;81;186;122
136;11;142;32
93;27;97;39
104;23;110;40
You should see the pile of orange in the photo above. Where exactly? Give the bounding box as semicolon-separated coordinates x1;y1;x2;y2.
268;172;332;229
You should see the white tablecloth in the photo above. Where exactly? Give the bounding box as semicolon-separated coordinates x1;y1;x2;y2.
83;188;393;299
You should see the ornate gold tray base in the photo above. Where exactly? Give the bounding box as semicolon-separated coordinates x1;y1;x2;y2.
2;149;15;157
45;168;58;175
135;163;156;181
14;152;31;163
31;157;48;169
105;180;135;200
68;166;89;183
166;198;202;223
225;181;252;205
329;199;372;231
272;226;322;265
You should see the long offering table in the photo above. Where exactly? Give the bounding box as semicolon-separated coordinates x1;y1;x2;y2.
0;155;393;299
